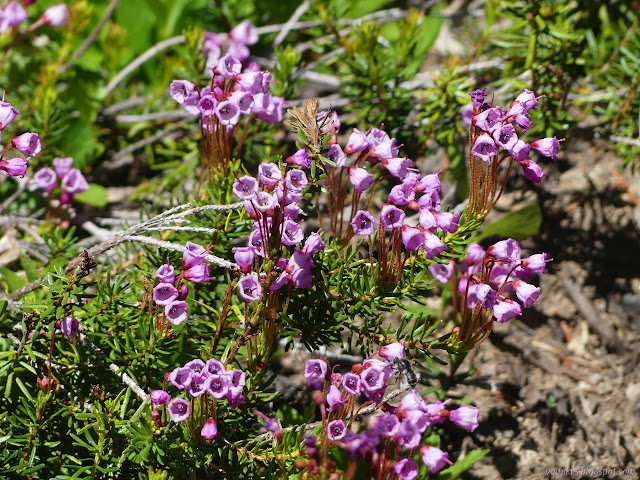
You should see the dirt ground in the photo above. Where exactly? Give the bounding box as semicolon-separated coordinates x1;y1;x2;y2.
452;134;640;479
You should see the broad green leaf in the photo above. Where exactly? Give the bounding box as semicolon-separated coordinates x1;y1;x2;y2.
346;0;389;18
56;117;99;170
19;252;38;282
0;267;27;293
436;449;490;480
74;183;109;207
476;203;542;242
406;15;444;75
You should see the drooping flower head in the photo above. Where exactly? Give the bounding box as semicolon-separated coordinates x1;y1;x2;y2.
168;398;191;423
351;210;375;236
237;273;262;302
304;359;328;391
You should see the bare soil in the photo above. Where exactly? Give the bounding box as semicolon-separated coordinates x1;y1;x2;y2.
456;135;640;479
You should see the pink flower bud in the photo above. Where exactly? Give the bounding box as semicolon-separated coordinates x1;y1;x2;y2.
286;148;311;169
1;157;27;177
379;341;405;360
531;136;562;159
182;241;207;269
229;20;258;45
60;317;79;339
401;225;424;251
395;458;418;480
509;139;530;162
420;445;451;473
183;263;209;283
1;3;28;31
487;238;520;263
201;418;218;440
512;279;540;308
493;298;522;323
326;385;346;412
348;166;374;193
344;128;369;155
0;101;19;129
382;157;412;179
150;389;171;405
520;158;545;183
302;232;326;255
233;246;256;274
449;405;479;432
42;4;69;27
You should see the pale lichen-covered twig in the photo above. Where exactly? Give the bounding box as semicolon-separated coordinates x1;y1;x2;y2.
3;202;243;309
273;0;310;47
78;332;149;402
126;235;235;269
104;35;187;96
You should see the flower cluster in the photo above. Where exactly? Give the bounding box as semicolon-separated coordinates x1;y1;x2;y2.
33;157;89;204
0;97;41;177
317;119;457;287
429;239;549;350
150;356;246;440
170;21;283;128
431;239;549;324
301;343;479;477
153;242;210;325
233;162;326;302
469;89;563;183
0;2;68;34
330;124;458;250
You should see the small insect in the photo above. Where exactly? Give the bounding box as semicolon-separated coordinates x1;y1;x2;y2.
392;357;418;388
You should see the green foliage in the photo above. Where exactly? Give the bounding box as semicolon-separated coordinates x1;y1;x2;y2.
2;0;620;478
475;203;543;242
